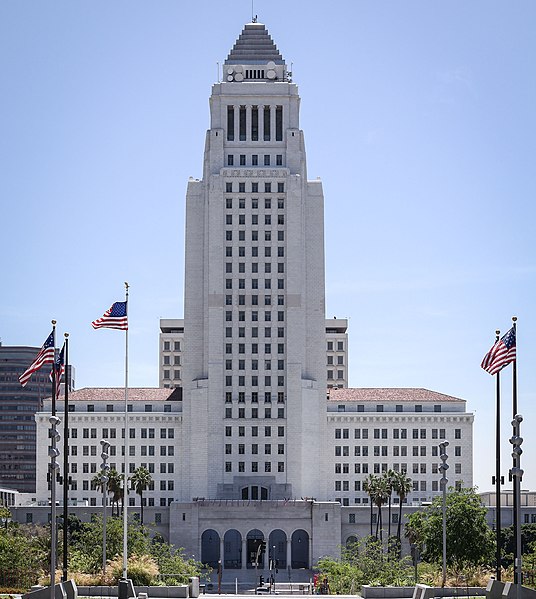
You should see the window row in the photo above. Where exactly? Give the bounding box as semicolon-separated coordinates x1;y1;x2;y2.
68;404;173;413
77;427;175;440
224;327;285;338
225;358;285;369
225;230;285;242
163;341;181;351
327;370;345;380
225;182;284;194
224;425;285;437
327;356;345;365
335;444;462;457
227;154;283;167
224;407;285;419
225;310;285;322
327;341;345;351
225;375;285;387
227;105;283;142
225;294;284;306
224;391;285;403
44;495;171;510
338;427;461;440
225;263;285;275
162;355;180;365
225;461;285;473
71;444;175;458
225;443;285;455
226;248;285;260
226;197;285;210
225;214;285;226
162;370;180;380
225;279;285;290
225;345;285;357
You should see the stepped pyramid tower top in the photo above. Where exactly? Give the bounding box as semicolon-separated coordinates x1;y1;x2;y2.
223;22;288;82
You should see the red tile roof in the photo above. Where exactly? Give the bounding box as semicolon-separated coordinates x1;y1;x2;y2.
327;387;464;403
67;387;181;402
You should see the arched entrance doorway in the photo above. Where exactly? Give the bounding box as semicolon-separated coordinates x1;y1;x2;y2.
291;529;309;569
268;529;287;569
201;529;220;569
346;535;358;549
223;529;242;569
241;485;269;500
246;528;265;569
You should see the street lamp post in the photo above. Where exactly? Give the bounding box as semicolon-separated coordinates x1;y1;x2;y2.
439;441;449;588
510;415;524;599
100;440;111;577
48;415;61;599
271;545;276;593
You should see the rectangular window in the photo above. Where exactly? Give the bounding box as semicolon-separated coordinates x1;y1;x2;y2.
227;106;234;141
264;106;271;141
239;105;246;141
276;106;283;141
251;106;258;141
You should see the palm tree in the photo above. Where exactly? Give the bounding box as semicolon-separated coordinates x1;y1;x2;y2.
363;474;377;537
107;468;124;517
392;471;413;548
383;470;396;541
91;471;110;513
373;476;389;544
130;466;152;524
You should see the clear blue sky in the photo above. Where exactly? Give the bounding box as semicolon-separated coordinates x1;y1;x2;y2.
1;1;535;492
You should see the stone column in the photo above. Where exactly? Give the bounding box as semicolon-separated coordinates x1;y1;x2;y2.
234;105;240;143
259;105;264;143
286;537;292;570
242;537;247;569
220;536;225;569
270;105;276;143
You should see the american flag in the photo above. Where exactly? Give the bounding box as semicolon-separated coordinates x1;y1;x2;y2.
50;342;65;398
92;301;128;330
481;326;516;376
19;331;56;387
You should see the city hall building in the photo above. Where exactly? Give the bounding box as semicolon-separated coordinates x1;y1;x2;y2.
26;21;474;574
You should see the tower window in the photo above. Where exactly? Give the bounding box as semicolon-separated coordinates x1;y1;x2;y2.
239;106;246;141
252;106;259;141
276;106;283;141
227;106;234;141
264;106;271;141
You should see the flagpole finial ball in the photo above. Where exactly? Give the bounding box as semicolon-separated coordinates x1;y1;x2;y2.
64;332;69;338
52;319;57;326
512;316;517;322
496;330;501;336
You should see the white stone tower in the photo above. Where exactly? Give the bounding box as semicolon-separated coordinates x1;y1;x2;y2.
181;22;327;502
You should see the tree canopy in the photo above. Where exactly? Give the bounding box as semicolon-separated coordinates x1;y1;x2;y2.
405;486;494;569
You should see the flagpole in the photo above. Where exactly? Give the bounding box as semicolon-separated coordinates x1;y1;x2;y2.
511;316;518;585
51;321;57;416
50;319;58;599
494;329;502;581
122;282;130;581
62;333;69;582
